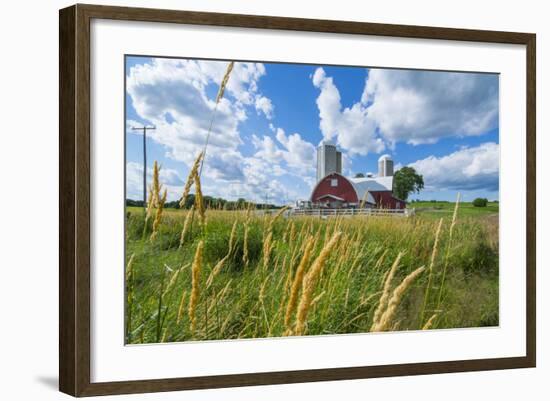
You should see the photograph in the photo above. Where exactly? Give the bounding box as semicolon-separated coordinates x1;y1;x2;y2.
124;56;500;345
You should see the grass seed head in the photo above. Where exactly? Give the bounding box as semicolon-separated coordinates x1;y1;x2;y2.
125;253;135;281
284;236;315;329
179;206;194;248
372;265;426;332
151;161;161;207
372;252;404;326
206;256;228;289
216;61;234;104
193;170;206;226
228;220;238;254
188;241;204;333
262;231;274;270
179;152;203;208
269;206;290;229
177;289;188;324
150;188;167;241
450;192;461;237
294;231;342;336
145;186;154;221
422;313;438;330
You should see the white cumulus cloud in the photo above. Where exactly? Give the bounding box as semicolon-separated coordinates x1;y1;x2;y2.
252;128;316;177
312;67;385;156
409;142;499;192
362;69;499;145
126;58;303;204
312;67;498;155
275;128;316;171
255;96;274;119
127;59;282;188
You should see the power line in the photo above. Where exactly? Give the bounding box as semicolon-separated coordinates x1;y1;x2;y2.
132;126;156;210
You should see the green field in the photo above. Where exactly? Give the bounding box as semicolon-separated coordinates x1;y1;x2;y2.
124;200;499;344
412;201;499;218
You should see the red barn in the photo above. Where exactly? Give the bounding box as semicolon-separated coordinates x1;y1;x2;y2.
310;172;406;209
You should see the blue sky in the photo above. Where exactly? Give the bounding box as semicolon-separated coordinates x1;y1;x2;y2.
125;56;499;205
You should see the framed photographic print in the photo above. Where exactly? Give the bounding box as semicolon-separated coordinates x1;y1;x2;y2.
59;4;536;397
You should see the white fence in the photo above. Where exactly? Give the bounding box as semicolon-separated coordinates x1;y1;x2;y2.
290;208;415;217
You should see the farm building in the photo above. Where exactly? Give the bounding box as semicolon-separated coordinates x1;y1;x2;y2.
310;142;406;210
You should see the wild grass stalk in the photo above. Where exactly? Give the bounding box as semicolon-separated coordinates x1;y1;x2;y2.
270;206;290;228
294;232;342;336
371;266;426;332
242;205;252;267
125;253;135;343
163;264;185;296
420;218;444;325
262;231;274;270
142;162;160;239
372;252;404;326
144;187;154;225
436;193;461;310
179;152;203;209
284;236;315;331
289;221;297;243
155;265;168;342
150;188;167;241
193;171;206;228
176;290;187;325
206;220;238;288
179;206;194;248
422;313;438;330
216;62;234;103
199;61;234;177
189;241;204;333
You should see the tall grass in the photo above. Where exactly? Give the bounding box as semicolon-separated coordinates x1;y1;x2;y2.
125;186;499;343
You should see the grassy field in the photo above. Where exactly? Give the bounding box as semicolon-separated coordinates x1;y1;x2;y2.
412;201;499;219
125;199;499;344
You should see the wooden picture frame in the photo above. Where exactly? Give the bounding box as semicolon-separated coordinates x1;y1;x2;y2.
59;3;536;397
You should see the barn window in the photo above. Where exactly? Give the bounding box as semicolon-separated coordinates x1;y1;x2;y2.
396;202;401;209
330;178;338;187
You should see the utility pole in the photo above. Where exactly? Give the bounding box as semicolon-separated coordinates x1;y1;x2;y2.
132;126;156;210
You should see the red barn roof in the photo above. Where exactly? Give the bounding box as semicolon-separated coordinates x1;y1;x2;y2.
311;173;375;205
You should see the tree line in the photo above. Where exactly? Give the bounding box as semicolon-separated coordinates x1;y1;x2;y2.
126;195;281;210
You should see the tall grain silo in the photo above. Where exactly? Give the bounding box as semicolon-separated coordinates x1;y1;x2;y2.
317;140;342;182
378;154;394;177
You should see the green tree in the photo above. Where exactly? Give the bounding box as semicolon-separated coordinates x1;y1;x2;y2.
354;172;365;178
472;197;488;207
393;167;424;201
181;194;195;209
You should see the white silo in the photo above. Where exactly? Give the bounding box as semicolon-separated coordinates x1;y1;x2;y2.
317;140;342;182
378;154;394;177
